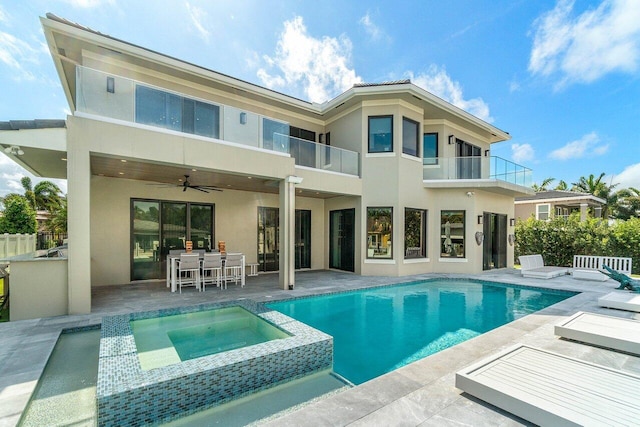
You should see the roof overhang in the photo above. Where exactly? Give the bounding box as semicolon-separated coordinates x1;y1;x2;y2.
514;194;606;205
0;122;67;179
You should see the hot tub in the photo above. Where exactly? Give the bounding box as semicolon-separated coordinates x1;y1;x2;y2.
97;300;332;426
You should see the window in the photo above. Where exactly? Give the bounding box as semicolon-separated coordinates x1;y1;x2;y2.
455;138;482;179
135;85;220;138
367;207;393;259
441;211;465;258
402;117;419;156
405;208;427;258
536;204;550;220
423;133;438;165
368;116;393;153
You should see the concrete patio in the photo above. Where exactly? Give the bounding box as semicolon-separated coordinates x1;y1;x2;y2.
1;269;639;426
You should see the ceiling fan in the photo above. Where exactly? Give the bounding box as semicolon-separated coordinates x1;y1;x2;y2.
152;175;222;193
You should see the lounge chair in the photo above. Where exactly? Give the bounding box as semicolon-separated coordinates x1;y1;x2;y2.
598;291;640;313
456;344;640;426
555;311;640;355
518;254;569;279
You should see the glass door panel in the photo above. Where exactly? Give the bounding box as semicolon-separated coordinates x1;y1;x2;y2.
330;209;355;272
295;210;311;269
161;202;187;276
190;204;214;251
132;200;161;280
258;207;279;272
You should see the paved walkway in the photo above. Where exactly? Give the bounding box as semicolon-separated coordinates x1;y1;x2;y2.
0;269;638;426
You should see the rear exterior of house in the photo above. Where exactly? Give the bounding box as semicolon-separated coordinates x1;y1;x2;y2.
0;14;533;316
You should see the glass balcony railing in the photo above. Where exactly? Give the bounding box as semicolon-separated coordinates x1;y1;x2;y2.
75;66;360;176
423;156;532;187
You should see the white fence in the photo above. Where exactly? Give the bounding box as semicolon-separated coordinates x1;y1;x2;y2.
0;234;36;259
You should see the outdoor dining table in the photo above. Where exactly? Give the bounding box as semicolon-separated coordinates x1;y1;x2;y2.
166;252;245;292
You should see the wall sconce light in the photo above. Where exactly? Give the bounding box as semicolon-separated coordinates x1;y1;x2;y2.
240;112;247;125
484;149;490;157
510;218;516;227
448;134;455;145
466;191;475;197
477;215;484;225
107;76;115;93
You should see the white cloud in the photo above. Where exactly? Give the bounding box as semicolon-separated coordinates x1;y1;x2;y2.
0;31;39;81
186;2;210;43
549;131;609;160
257;16;362;103
0;154;67;198
529;0;640;88
410;66;493;122
511;143;535;163
0;5;8;23
359;13;388;42
615;163;640;189
60;0;115;7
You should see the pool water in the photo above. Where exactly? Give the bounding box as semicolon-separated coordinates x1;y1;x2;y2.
267;279;574;384
131;306;290;370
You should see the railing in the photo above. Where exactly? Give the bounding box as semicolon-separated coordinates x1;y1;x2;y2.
275;133;360;176
36;231;68;250
76;66;360;176
423;156;532;187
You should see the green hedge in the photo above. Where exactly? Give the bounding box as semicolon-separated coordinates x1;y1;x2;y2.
515;215;640;274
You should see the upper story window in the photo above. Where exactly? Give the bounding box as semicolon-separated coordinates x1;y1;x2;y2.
135;85;220;138
402;117;419;157
423;133;438;165
368;115;393;153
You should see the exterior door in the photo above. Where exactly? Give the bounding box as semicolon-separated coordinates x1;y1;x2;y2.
483;212;507;270
258;207;311;271
330;209;355;272
456;139;482;179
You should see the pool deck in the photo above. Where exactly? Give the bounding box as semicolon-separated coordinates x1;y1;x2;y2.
1;269;639;426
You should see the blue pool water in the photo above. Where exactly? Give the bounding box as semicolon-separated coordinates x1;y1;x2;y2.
267;279;574;384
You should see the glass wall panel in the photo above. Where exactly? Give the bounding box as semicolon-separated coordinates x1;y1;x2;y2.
402;117;419;156
190;204;214;251
405;208;427;258
263;118;289;152
441;210;465;258
423;133;438;165
295;210;311;269
162;202;187;254
368;116;393;153
194;101;219;138
367;207;393;259
132;200;161;280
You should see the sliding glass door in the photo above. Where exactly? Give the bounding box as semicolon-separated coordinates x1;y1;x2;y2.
131;199;214;281
329;209;355;272
257;207;311;272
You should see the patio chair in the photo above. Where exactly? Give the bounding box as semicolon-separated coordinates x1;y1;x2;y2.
224;253;244;287
201;252;223;290
177;253;200;293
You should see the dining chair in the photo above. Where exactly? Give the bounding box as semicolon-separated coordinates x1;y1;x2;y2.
177;253;200;293
201;253;224;290
224;253;244;287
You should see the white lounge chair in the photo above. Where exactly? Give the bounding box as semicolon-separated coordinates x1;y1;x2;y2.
555;311;640;355
456;344;640;426
598;291;640;313
518;254;569;279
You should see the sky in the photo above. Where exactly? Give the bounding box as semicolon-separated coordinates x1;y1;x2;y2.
1;0;640;198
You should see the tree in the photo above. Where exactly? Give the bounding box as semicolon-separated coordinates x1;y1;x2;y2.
33;181;63;213
571;173;619;218
555;180;568;190
531;177;555;192
613;187;640;220
20;177;36;210
47;198;68;233
0;195;37;234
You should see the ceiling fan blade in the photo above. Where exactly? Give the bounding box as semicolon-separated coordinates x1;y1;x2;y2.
183;186;187;192
193;187;210;193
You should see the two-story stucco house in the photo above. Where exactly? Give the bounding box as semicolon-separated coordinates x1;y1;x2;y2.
0;14;533;316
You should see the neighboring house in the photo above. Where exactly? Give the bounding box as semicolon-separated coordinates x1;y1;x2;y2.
514;190;605;222
0;14;533;316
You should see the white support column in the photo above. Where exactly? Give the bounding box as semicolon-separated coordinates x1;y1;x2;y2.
278;176;303;290
580;203;588;222
66;120;92;314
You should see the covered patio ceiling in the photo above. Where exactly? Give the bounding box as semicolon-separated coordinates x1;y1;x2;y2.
90;155;343;199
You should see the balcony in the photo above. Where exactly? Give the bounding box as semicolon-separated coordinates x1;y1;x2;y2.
75;66;360;176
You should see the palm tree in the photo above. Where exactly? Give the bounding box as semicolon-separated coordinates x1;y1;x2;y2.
555;180;568;191
571;173;619;218
20;177;36;210
18;176;63;212
613;187;640;219
531;177;555;192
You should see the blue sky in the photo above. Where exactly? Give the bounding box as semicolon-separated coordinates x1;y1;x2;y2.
1;0;640;197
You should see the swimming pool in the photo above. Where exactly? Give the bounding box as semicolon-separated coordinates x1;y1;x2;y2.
267;279;575;384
